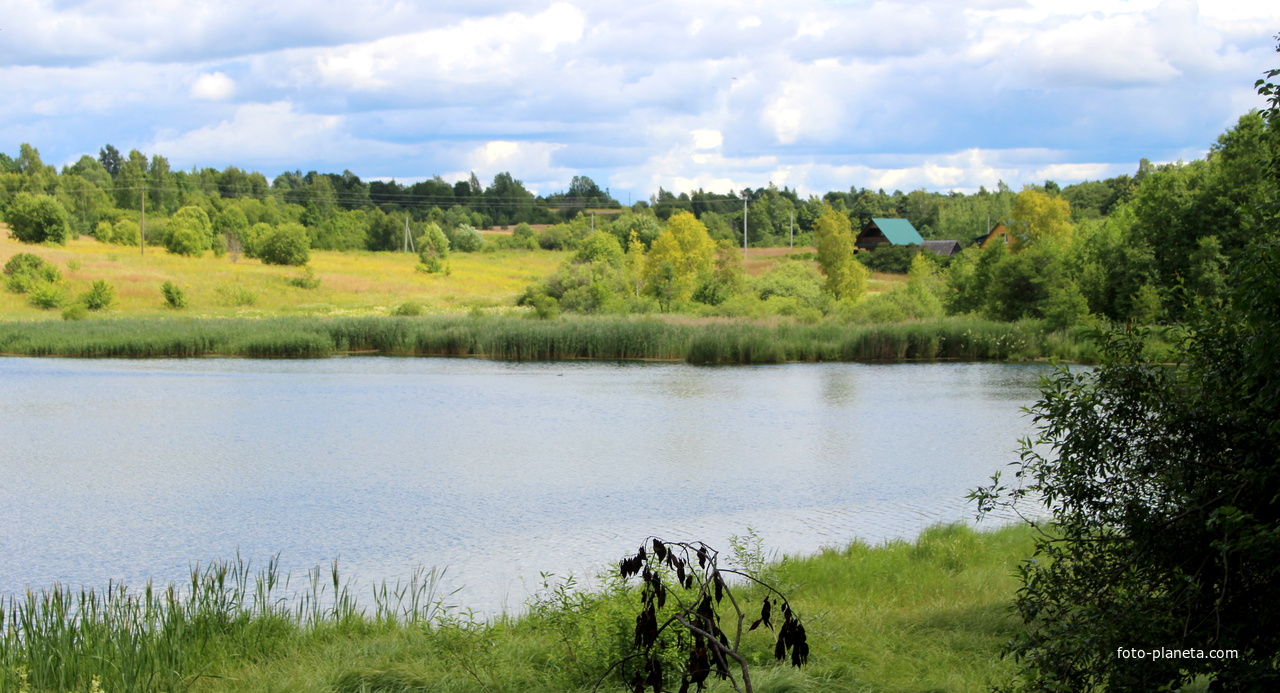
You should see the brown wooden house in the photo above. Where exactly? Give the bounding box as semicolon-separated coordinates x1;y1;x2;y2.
977;222;1010;249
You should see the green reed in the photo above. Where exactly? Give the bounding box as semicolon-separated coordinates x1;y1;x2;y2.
0;315;1101;364
0;557;450;693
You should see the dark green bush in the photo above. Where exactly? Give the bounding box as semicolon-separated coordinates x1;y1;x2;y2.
857;245;921;273
4;193;71;244
4;252;47;277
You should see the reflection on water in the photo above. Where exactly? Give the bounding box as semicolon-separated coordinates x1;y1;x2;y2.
0;357;1050;613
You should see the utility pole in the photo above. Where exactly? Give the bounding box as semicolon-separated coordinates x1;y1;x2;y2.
404;214;415;253
140;187;146;255
789;211;794;249
742;191;749;261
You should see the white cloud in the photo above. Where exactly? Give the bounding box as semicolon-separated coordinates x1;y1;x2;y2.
691;130;723;150
1;0;1277;201
314;2;586;91
190;72;236;101
150;101;407;168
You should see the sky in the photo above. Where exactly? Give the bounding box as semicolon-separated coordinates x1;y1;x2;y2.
1;0;1277;202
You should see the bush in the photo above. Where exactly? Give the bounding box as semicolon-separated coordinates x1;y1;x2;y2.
529;293;560;320
417;222;451;274
165;224;207;257
216;284;256;307
257;223;311;266
61;304;88;321
391;301;423;316
161;281;187;309
857;244;921;274
112;219;140;247
4;193;71;244
285;266;321;289
448;224;485;253
4;252;47;277
80;280;115;311
28;283;67;309
4;254;62;295
165;206;213;256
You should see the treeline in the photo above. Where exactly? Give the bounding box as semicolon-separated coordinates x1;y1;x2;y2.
0;136;1171;259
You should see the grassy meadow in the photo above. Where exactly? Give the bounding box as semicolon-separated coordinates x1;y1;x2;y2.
0;233;914;321
0;523;1034;693
0;232;569;320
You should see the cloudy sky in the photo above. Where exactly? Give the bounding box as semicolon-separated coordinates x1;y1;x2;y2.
1;0;1277;200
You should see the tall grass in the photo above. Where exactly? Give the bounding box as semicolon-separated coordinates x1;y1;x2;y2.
0;558;451;693
0;523;1035;692
0;315;1106;363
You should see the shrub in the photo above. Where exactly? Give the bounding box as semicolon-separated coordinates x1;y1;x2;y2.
161;281;187;309
285;266;321;289
28;283;67;309
165;206;213;256
111;219;140;247
391;301;423;316
61;304;88;321
4;253;47;277
80;280;115;311
165;224;207;257
4;193;71;244
857;244;922;273
417;222;451;274
257;223;311;266
448;224;485;253
4;254;62;294
530;293;560;320
216;284;256;306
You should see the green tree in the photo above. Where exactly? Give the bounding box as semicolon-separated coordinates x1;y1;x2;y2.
813;204;868;301
417;222;450;273
973;56;1280;691
115;149;150;210
4;193;71;244
643;212;715;309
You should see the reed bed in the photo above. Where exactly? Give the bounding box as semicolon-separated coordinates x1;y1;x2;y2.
0;558;451;693
0;315;1101;364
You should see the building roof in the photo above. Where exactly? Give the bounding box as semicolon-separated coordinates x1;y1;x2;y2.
869;218;924;246
921;240;960;256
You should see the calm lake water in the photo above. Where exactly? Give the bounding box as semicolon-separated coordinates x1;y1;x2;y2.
0;357;1048;613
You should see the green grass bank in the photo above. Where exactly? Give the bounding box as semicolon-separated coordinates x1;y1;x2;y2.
0;314;1117;363
0;523;1035;693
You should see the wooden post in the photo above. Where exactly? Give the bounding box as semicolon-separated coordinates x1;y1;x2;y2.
140;187;146;255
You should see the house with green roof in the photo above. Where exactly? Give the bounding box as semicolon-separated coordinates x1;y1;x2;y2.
855;217;924;250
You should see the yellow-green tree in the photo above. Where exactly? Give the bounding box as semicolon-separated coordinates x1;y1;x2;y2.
814;204;868;301
1009;187;1073;252
643;212;715;309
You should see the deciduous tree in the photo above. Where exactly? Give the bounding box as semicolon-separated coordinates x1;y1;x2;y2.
813;204;867;301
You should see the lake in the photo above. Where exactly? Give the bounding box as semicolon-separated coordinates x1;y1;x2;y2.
0;357;1048;614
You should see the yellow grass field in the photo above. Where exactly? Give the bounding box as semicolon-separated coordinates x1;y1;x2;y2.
1;230;904;320
0;231;569;320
